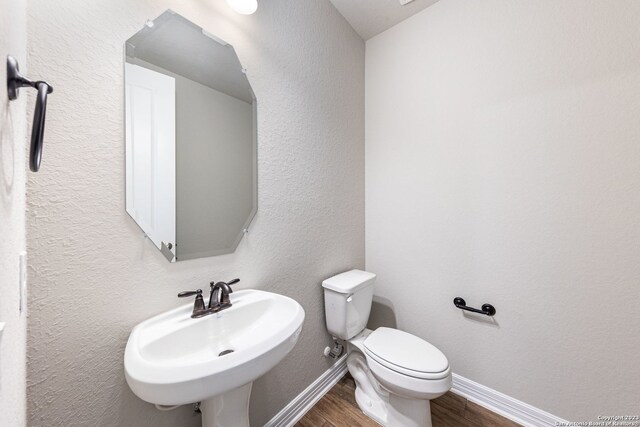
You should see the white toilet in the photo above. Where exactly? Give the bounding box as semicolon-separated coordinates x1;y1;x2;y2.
322;270;452;427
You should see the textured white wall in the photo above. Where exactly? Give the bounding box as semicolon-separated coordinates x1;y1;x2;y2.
0;0;27;425
26;0;364;426
366;0;640;421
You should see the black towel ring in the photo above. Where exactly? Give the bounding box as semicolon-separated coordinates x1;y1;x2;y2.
6;55;54;172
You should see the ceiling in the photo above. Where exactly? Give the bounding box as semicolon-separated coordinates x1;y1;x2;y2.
329;0;440;40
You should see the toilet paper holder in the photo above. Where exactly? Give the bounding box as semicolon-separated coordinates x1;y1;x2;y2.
453;297;496;316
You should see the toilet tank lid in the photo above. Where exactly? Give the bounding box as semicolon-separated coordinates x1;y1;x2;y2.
322;270;376;294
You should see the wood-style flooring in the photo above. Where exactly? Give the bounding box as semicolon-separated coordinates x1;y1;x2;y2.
295;374;521;427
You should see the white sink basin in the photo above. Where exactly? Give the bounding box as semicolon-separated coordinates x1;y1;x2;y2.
124;289;304;426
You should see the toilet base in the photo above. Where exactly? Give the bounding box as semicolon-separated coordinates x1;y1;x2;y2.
387;393;432;427
349;352;388;424
346;344;439;427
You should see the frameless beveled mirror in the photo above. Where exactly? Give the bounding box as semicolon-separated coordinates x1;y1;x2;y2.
124;10;257;262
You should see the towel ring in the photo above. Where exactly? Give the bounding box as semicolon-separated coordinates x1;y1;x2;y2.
6;55;54;172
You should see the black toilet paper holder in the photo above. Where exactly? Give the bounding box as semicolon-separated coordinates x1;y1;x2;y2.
6;55;54;172
453;297;496;316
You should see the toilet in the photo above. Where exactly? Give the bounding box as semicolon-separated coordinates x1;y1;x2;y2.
322;270;452;427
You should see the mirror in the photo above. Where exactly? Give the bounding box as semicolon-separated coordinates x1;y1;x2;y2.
124;10;257;262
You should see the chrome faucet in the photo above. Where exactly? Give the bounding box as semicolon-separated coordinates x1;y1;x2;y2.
178;278;240;319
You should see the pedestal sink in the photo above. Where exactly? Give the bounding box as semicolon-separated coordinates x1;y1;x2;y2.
124;289;305;427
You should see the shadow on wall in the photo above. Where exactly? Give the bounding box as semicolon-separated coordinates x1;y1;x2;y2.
460;310;500;328
367;296;397;330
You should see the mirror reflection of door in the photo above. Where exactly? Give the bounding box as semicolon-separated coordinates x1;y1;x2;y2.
125;63;176;261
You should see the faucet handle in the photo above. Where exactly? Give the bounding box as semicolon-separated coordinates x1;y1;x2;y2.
178;289;208;318
214;278;239;290
211;278;239;288
178;289;203;298
214;279;238;295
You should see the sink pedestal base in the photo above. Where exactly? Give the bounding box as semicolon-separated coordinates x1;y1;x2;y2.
201;383;252;427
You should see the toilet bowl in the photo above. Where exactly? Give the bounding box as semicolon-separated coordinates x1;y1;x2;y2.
322;270;452;427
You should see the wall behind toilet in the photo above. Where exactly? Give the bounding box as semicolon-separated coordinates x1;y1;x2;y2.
0;0;27;425
366;0;640;421
25;0;364;425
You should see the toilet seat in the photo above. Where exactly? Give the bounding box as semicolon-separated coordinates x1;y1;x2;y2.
363;327;449;380
365;352;452;401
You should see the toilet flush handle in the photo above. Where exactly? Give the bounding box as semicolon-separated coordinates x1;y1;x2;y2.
346;294;353;303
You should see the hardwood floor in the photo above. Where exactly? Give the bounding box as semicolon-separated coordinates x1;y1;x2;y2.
295;374;521;427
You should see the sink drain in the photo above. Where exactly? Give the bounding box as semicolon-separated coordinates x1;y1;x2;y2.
218;349;234;357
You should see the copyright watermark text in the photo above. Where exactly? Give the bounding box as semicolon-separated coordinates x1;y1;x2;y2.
556;416;640;427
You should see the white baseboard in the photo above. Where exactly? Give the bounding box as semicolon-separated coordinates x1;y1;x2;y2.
264;355;348;427
451;373;569;427
263;358;568;427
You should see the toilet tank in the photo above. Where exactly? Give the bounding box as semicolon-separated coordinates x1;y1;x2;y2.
322;270;376;340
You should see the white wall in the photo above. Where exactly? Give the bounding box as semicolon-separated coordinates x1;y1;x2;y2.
0;0;27;425
26;0;364;426
366;0;640;421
